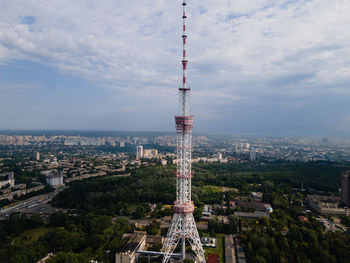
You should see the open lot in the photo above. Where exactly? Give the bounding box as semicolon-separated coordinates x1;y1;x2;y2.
20;227;55;244
204;235;225;263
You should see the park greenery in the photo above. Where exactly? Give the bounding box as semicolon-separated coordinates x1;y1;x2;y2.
52;160;346;216
0;212;132;263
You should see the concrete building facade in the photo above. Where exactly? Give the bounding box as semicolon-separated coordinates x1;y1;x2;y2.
136;145;143;160
143;149;158;159
46;172;64;187
115;233;146;263
341;170;350;206
0;172;15;188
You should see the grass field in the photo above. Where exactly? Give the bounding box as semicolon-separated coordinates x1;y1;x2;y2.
20;227;54;244
204;234;225;263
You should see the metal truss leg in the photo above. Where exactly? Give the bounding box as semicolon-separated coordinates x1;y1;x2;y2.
162;214;181;263
162;213;206;263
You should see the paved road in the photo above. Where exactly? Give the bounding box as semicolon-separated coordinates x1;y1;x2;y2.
225;235;236;263
0;188;67;219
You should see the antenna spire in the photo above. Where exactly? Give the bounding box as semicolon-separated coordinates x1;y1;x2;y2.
181;0;189;91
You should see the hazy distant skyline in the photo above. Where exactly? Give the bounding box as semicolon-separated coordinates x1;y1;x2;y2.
1;0;350;136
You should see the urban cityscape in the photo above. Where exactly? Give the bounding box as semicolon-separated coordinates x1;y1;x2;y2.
1;131;350;262
1;0;350;263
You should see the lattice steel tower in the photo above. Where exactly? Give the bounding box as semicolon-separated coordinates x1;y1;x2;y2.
162;1;205;262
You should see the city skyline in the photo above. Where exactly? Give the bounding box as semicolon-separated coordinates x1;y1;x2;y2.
1;0;350;136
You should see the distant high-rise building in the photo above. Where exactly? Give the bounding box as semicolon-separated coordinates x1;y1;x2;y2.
33;152;40;161
341;170;350;206
136;145;143;160
234;142;250;150
120;141;125;148
250;147;257;161
46;172;64;187
241;143;250;150
217;152;223;160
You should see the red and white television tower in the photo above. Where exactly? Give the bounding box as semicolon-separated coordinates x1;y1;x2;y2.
162;1;205;262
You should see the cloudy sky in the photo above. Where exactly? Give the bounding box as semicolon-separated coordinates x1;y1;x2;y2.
0;0;349;136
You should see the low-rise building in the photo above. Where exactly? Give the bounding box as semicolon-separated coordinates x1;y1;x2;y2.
251;192;263;201
143;149;158;159
234;211;270;218
0;184;45;201
307;195;349;215
0;172;15;188
64;172;106;183
146;235;163;247
115;232;147;263
234;201;273;214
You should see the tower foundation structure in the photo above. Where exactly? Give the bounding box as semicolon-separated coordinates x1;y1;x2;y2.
162;1;205;263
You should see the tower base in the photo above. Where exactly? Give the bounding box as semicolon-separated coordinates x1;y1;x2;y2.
162;213;205;263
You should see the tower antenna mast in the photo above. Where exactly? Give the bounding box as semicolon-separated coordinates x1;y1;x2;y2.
162;1;205;262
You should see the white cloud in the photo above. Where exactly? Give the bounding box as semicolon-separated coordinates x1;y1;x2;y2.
0;0;350;133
